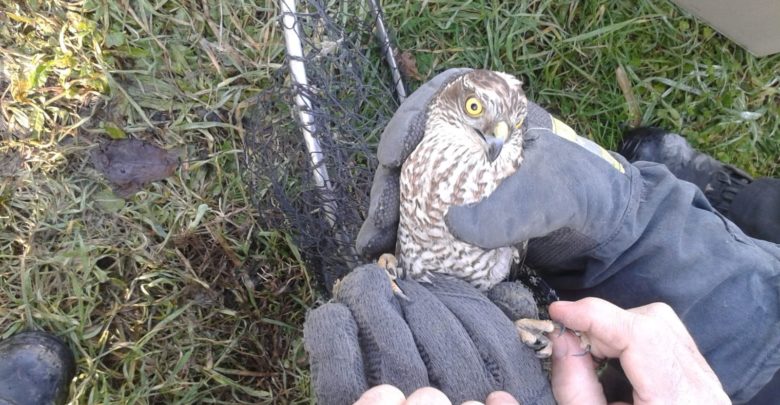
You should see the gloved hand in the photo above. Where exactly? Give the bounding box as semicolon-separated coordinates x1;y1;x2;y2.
354;68;780;403
303;264;555;405
443;107;780;403
355;68;634;274
444;105;636;273
356;68;473;259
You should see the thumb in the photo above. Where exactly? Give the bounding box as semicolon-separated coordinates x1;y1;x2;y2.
549;329;607;405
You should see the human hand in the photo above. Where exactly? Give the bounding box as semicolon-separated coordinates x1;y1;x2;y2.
303;264;554;405
548;297;730;405
353;385;520;405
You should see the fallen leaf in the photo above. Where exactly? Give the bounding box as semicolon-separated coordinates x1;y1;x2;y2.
91;139;180;198
395;50;423;81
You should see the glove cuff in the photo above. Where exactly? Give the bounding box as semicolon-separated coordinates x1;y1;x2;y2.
526;228;599;269
526;155;643;286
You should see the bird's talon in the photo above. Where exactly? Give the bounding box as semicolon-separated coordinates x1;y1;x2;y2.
574;330;592;354
573;344;591;357
378;254;409;300
377;253;399;274
529;335;549;351
515;318;556;358
536;344;553;359
390;280;410;301
553;321;566;337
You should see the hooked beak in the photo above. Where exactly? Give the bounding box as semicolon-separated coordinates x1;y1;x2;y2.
484;121;509;162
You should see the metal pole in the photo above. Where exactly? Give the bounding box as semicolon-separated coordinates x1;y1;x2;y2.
279;0;338;228
366;0;407;104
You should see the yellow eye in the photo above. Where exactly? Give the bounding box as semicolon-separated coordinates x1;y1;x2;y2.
464;97;483;117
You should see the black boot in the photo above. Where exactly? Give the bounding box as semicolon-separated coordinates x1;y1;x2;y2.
0;331;76;405
618;127;753;217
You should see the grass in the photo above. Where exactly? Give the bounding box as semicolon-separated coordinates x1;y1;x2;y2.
384;0;779;174
0;0;777;403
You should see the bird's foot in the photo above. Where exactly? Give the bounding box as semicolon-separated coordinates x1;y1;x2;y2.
515;318;556;358
377;253;409;300
514;319;591;358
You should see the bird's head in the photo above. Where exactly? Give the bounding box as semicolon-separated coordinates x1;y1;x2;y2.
429;70;528;163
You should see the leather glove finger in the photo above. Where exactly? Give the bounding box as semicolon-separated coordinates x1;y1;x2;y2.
355;165;400;259
399;275;554;404
356;68;473;259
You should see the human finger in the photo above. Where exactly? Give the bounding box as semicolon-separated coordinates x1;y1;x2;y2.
354;384;406;405
625;303;728;404
549;298;641;359
629;302;691;344
548;327;606;405
550;298;729;404
627;303;711;372
549;299;681;399
404;387;452;405
485;391;520;405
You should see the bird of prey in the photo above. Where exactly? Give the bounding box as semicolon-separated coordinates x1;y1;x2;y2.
395;70;525;289
379;70;557;356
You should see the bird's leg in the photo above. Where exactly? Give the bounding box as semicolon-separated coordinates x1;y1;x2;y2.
377;253;409;300
514;319;591;358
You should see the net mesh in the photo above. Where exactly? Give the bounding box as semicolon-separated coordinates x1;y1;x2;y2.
243;0;560;306
243;0;403;295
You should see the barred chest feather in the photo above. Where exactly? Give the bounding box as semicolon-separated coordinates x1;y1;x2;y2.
397;124;524;291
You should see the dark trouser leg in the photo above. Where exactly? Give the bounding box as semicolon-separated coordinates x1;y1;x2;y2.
728;178;780;244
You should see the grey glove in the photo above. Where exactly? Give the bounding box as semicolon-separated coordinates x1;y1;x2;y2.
303;264;554;405
447;109;780;403
355;69;631;272
356;68;473;259
445;104;635;272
